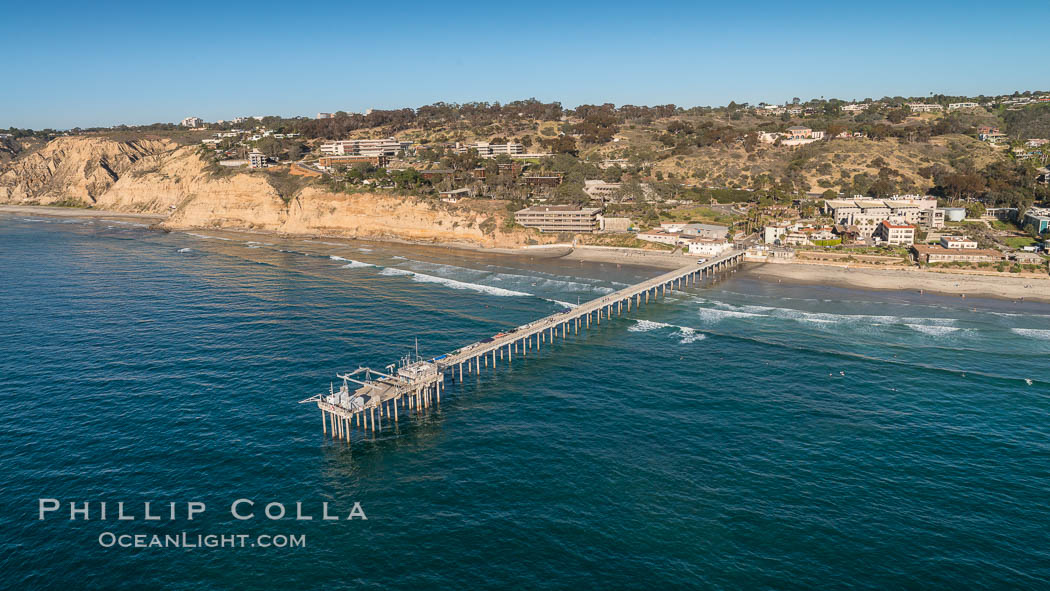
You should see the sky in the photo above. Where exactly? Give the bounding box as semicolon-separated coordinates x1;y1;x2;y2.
4;0;1049;129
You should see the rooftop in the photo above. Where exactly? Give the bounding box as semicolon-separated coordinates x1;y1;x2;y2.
517;206;601;214
912;245;1001;257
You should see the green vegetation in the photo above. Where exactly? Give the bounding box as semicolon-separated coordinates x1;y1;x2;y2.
660;206;738;225
262;169;313;203
50;197;91;208
812;239;842;247
1004;236;1038;248
577;234;675;250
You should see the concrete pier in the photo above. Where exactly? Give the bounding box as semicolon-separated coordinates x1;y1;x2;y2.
302;251;744;440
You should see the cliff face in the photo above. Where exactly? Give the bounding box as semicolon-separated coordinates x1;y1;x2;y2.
163;185;549;247
0;137;176;204
1;136;554;248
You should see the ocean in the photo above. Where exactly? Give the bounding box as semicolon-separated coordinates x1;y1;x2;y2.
1;214;1049;589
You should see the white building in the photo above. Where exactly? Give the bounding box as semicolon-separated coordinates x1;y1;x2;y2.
658;222;728;239
907;103;943;113
825;196;943;236
180;116;204;127
248;148;268;169
874;221;916;246
454;142;525;157
638;223;729;247
686;237;732;257
940;236;977;249
764;224;790;244
948;102;979;111
320;138;410;157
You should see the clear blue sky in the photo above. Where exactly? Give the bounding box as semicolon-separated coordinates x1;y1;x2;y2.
4;0;1048;129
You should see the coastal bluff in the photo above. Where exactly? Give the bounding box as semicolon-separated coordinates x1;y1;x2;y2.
0;136;555;248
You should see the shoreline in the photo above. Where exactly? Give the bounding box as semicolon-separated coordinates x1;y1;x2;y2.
0;204;166;221
5;204;1048;303
746;261;1050;303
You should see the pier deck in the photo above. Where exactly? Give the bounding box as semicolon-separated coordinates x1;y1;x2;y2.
302;250;745;439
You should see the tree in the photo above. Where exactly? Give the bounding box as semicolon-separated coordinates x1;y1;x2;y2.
886;109;908;124
541;136;578;156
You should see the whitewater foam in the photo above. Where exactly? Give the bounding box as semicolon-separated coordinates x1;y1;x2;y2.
186;233;232;241
379;267;531;297
905;324;962;336
629;320;706;343
1011;328;1050;340
697;298;961;330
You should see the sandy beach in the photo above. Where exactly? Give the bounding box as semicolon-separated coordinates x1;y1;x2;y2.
0;205;166;221
746;262;1050;303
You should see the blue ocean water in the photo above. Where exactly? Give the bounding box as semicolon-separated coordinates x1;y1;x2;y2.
1;214;1049;589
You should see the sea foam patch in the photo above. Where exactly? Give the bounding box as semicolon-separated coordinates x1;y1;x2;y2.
379;267;531;297
629;320;706;343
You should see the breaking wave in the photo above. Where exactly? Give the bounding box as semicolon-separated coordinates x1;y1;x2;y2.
379;267;532;297
905;324;962;336
1011;328;1050;340
694;297;961;330
328;255;375;269
629;320;706;343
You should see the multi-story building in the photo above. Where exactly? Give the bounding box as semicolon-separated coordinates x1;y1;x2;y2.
317;155;387;170
180;116;204;127
583;180;622;201
454;142;525;157
912;245;1003;264
319;138;411;157
248;148;268;169
686;237;733;257
1023;207;1050;234
940;236;978;249
825;197;942;236
764;223;790;244
948;102;979;111
514;206;601;233
316;112;334;119
522;175;564;188
874;220;916;245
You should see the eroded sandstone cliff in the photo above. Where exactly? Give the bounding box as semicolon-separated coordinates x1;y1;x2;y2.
0;137;177;204
0;136;555;248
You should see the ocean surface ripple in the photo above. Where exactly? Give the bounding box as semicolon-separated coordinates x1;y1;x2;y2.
1;216;1049;590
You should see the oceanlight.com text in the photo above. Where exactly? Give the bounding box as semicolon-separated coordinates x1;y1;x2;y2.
98;532;306;549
